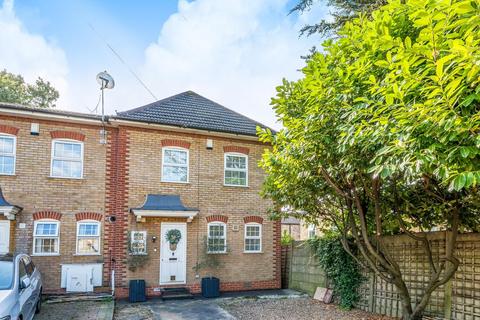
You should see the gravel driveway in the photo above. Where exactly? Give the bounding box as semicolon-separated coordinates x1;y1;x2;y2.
220;297;392;320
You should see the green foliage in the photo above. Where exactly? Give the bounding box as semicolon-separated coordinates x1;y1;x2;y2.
281;230;294;245
193;237;224;276
308;235;363;309
0;69;59;108
165;229;182;245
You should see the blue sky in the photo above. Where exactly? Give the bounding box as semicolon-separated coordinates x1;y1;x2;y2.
1;0;327;128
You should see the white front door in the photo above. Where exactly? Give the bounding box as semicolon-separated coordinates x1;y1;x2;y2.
0;221;10;254
160;223;187;285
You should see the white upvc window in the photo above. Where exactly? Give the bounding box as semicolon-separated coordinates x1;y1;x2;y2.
130;231;147;255
162;147;189;183
76;221;101;255
33;220;60;255
0;134;16;175
207;222;227;253
224;153;248;187
51;139;83;179
244;223;262;253
308;224;316;239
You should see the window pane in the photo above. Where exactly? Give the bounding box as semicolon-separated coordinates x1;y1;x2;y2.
52;160;82;178
246;226;260;237
245;239;261;251
208;238;226;252
54;142;81;159
209;225;224;237
0;156;14;175
35;223;58;236
226;155;246;169
225;170;247;186
77;238;100;254
34;238;57;253
79;224;99;236
164;149;187;165
163;165;187;182
0;137;14;154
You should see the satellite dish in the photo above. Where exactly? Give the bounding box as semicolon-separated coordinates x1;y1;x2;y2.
96;71;115;89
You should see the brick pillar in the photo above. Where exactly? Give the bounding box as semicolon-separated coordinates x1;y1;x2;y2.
104;127;130;289
273;219;282;288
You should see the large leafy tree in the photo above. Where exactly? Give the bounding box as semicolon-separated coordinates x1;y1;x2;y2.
261;0;480;319
0;70;59;108
292;0;387;36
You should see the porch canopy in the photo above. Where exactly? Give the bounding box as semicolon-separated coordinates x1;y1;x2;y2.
0;188;22;220
131;194;198;222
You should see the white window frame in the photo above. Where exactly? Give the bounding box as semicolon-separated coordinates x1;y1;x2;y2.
33;220;60;256
308;224;316;239
76;220;101;255
244;223;262;253
0;134;16;175
224;153;248;187
161;147;189;183
50;139;84;179
130;231;147;255
207;222;227;254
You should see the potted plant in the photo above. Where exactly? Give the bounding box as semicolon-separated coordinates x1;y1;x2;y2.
165;229;182;251
193;237;225;298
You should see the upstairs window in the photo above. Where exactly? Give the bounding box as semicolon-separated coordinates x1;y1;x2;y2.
33;220;60;255
51;140;83;179
224;153;248;186
207;222;227;253
162;147;189;183
0;134;16;175
244;223;262;253
76;221;100;255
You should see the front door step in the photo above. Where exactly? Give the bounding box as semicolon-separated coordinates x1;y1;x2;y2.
161;287;194;300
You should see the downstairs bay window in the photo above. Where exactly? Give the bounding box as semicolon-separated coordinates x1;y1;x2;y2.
33;220;60;255
76;221;101;255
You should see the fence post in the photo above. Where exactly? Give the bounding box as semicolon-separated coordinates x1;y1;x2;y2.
443;231;453;319
368;273;376;313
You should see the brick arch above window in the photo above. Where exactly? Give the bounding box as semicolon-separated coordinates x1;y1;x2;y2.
244;216;264;224
223;146;249;155
75;212;103;222
206;215;228;224
50;130;85;141
0;125;19;135
161;139;191;149
33;211;62;221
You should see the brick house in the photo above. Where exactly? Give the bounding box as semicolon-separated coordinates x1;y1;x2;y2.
0;91;281;297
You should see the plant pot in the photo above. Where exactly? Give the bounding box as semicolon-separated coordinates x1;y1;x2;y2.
169;243;177;251
201;277;220;298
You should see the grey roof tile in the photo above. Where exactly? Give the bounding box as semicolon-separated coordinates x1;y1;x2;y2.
115;91;272;137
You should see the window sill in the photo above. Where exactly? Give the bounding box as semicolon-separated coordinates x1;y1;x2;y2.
31;253;60;257
73;253;102;256
207;252;228;255
223;184;249;188
161;180;190;184
48;176;84;180
243;251;263;254
0;173;15;176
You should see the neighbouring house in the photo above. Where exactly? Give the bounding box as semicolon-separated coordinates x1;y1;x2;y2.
0;91;281;297
281;217;321;241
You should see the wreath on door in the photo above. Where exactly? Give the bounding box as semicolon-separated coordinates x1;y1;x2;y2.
166;229;182;251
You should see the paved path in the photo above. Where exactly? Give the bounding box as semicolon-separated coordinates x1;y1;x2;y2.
35;300;114;320
115;299;235;320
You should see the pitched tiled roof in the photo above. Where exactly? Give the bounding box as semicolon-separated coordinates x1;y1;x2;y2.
115;91;271;137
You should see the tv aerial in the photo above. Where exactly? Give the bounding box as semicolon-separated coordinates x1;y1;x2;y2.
96;71;115;144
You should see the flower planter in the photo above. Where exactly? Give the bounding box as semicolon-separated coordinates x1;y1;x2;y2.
201;277;220;298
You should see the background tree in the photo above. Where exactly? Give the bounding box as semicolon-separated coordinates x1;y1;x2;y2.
292;0;387;37
0;70;59;108
261;1;480;319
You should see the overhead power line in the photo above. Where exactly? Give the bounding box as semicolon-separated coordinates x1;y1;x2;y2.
88;22;158;101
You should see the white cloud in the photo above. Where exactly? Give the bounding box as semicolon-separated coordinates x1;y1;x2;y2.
139;0;325;129
0;0;69;107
